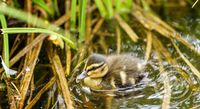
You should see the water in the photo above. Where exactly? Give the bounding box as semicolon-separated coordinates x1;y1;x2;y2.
71;6;200;109
74;55;200;108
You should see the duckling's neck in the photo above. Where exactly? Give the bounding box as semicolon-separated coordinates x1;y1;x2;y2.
83;77;103;90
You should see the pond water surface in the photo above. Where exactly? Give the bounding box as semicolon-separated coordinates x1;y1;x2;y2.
72;7;200;109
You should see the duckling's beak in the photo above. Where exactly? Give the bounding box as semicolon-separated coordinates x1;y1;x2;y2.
76;71;87;83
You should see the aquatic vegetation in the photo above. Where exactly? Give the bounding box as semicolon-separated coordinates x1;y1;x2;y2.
0;0;200;109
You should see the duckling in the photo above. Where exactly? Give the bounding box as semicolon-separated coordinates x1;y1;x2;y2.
76;53;145;90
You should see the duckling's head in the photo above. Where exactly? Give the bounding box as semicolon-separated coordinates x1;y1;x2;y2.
77;54;109;82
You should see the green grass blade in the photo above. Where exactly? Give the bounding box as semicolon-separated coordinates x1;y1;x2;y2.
94;0;107;18
141;0;150;11
0;13;10;77
121;0;133;12
70;0;77;32
104;0;113;18
0;2;76;48
78;0;82;29
115;0;121;12
79;0;87;42
53;0;60;16
0;2;60;33
125;0;133;9
0;14;9;66
1;28;76;49
33;0;54;16
70;0;77;31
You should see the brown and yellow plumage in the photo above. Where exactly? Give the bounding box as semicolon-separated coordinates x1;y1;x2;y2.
77;53;145;90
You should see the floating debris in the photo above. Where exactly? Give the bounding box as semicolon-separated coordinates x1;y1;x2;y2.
0;56;17;75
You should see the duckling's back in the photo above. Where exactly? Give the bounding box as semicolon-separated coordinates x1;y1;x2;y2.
102;54;145;89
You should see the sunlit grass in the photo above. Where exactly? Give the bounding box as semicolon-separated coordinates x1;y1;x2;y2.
33;0;54;16
0;0;199;108
0;13;10;77
70;0;77;32
0;14;9;66
1;28;76;49
79;0;87;42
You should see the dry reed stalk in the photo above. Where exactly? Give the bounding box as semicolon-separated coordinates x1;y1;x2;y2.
68;59;85;85
18;58;25;75
77;45;88;65
99;36;108;53
90;18;104;40
46;93;52;109
63;3;72;76
90;4;97;13
105;96;113;109
132;9;170;38
27;78;35;103
34;6;48;18
132;5;200;55
25;0;32;12
145;30;152;62
0;35;47;75
51;54;74;109
9;34;22;58
64;0;71;29
156;52;171;109
153;35;193;85
65;46;71;76
116;25;121;54
115;14;139;42
152;35;174;64
192;0;199;8
53;14;70;26
46;43;73;108
146;11;198;55
132;5;174;36
173;34;200;55
153;36;171;109
91;17;99;26
96;31;114;37
24;77;56;109
16;5;37;105
17;41;43;109
24;33;34;66
75;41;98;78
5;81;17;109
171;40;200;79
191;104;200;109
162;73;171;109
86;0;92;42
6;1;72;71
152;35;197;109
